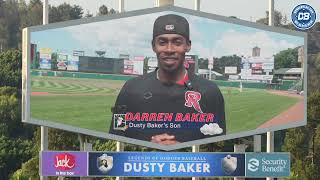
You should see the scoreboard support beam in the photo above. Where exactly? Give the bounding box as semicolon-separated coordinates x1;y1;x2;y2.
156;0;174;7
254;135;262;152
268;0;274;26
267;1;274;180
118;0;124;13
192;145;200;180
234;144;247;180
40;1;49;180
79;134;92;180
194;0;200;11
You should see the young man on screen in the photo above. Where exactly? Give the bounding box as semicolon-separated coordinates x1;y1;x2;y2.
109;14;226;145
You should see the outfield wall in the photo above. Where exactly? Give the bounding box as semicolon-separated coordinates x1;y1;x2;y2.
213;80;297;91
31;70;298;90
31;69;134;81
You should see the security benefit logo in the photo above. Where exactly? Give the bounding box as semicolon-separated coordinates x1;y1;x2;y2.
247;158;259;172
246;154;290;177
97;154;113;173
113;114;127;131
221;155;237;174
247;158;287;173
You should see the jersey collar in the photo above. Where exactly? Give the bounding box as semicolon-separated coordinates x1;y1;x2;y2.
155;68;189;86
176;72;189;86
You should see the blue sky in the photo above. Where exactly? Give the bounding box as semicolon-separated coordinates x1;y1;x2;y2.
31;11;304;59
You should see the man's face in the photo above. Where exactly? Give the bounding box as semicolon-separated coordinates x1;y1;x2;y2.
152;34;191;73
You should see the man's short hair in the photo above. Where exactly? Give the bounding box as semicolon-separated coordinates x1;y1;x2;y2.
153;14;190;42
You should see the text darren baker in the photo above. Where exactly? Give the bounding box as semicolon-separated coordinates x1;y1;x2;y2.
109;14;226;144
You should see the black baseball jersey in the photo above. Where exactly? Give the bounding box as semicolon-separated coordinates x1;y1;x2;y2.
109;70;226;143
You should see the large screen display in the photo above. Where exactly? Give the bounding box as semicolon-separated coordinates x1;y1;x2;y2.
22;6;307;150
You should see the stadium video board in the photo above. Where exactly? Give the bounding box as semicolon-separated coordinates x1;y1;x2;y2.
22;6;307;150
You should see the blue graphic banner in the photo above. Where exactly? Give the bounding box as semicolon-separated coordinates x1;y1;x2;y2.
40;151;290;177
88;152;245;177
89;152;245;177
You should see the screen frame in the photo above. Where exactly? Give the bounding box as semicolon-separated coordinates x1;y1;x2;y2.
22;6;308;151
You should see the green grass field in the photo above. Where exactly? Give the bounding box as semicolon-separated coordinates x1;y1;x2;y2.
30;76;300;134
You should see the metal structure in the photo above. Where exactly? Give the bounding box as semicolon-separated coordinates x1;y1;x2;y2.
40;1;49;180
267;0;275;179
31;0;307;150
34;0;303;179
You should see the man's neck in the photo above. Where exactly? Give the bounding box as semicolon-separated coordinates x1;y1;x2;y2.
157;68;187;84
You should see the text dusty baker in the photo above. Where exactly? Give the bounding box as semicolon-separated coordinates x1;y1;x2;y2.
124;112;215;122
124;162;210;173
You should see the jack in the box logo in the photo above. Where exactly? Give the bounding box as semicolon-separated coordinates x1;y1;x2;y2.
54;153;76;171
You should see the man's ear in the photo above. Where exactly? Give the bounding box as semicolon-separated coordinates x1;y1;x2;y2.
186;40;191;52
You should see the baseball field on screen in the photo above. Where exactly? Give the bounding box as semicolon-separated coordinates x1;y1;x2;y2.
30;75;300;134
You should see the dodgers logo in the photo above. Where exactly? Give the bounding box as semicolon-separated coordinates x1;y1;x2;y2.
185;91;203;113
291;4;317;30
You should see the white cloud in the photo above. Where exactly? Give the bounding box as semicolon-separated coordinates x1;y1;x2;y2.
187;15;218;58
63;12;218;58
200;123;223;135
214;29;298;57
64;14;162;57
190;42;217;58
56;11;301;59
